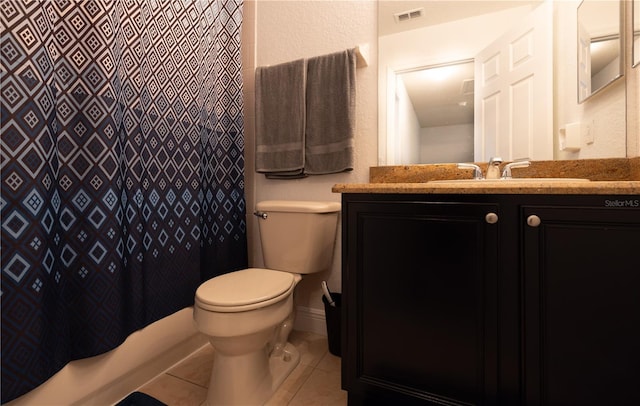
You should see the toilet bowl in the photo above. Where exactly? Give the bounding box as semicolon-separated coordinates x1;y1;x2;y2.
194;268;301;405
193;201;340;406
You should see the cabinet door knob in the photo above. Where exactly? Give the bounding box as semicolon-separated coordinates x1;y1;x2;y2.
527;215;541;227
485;212;499;224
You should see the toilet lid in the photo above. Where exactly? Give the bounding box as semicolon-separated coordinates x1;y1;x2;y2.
196;268;295;308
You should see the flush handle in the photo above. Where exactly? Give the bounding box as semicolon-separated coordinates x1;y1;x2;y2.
485;212;499;224
253;211;268;219
527;215;541;227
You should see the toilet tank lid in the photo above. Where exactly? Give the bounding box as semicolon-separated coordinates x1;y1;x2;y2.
256;200;341;213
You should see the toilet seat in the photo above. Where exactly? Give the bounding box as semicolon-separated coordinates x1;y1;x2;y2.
195;268;296;312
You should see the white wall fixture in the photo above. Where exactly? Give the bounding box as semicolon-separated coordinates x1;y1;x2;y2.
559;122;582;151
354;43;370;68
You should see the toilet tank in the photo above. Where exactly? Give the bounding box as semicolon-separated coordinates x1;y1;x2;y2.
255;200;341;274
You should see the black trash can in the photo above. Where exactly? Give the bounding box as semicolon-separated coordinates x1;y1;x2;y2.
322;293;342;357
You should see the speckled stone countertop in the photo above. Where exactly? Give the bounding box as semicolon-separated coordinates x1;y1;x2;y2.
332;180;640;195
333;157;640;195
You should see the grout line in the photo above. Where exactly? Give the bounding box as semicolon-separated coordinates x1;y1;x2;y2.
165;371;209;389
285;363;316;406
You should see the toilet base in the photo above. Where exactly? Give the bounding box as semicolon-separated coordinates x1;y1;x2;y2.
269;342;301;396
205;342;300;406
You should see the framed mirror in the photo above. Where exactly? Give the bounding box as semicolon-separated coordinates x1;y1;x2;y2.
379;1;628;166
577;0;624;103
378;1;553;164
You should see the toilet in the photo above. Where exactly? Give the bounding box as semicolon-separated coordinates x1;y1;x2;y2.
193;200;341;405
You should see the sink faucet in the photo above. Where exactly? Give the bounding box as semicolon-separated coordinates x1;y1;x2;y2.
501;159;531;179
485;157;503;179
456;163;483;180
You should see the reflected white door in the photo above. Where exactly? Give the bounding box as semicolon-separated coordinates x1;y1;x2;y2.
474;0;553;161
577;22;592;102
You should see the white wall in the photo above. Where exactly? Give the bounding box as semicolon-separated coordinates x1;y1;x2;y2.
554;0;626;160
421;124;474;164
246;1;378;323
395;77;421;164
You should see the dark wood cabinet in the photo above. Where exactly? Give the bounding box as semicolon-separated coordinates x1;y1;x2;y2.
522;204;640;406
341;194;640;406
343;198;499;405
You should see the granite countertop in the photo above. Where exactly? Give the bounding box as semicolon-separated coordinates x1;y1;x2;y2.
332;180;640;195
333;158;640;195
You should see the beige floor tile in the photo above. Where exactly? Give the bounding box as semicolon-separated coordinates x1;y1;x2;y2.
140;373;208;406
316;352;341;374
288;368;347;406
289;330;329;367
166;344;215;387
265;363;314;406
137;331;343;406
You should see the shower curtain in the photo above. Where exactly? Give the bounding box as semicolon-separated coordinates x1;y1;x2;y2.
0;0;247;402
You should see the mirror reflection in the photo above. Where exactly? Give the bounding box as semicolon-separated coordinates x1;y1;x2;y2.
577;0;623;103
634;0;640;66
379;1;627;165
393;60;474;164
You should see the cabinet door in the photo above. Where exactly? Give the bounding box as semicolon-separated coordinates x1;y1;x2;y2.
522;205;640;406
344;199;499;405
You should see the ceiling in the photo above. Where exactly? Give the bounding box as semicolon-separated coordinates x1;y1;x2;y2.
379;1;542;37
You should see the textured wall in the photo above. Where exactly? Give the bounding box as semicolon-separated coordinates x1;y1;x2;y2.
554;0;627;160
246;1;378;314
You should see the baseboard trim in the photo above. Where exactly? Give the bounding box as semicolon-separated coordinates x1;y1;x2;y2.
294;306;327;336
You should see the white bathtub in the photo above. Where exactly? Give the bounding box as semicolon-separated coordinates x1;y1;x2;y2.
5;307;208;406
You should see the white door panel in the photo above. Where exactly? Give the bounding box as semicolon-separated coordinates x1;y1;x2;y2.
577;22;592;102
481;92;500;158
475;1;553;161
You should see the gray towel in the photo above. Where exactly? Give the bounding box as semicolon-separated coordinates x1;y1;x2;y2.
304;49;356;175
264;170;307;180
255;59;306;176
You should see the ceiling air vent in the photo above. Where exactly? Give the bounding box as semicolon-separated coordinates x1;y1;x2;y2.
461;79;475;95
394;8;424;23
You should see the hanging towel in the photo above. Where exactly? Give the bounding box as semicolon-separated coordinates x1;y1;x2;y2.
255;58;306;177
304;48;356;175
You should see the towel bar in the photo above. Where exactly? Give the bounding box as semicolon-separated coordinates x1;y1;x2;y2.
354;43;369;68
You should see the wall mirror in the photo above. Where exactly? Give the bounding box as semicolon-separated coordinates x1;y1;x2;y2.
391;60;475;164
379;0;628;165
577;0;624;103
634;0;640;67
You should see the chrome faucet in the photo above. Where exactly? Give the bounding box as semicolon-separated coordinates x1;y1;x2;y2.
457;163;483;180
485;157;503;179
501;159;531;179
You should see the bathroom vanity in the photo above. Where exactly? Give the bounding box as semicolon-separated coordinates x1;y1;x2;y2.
334;181;640;405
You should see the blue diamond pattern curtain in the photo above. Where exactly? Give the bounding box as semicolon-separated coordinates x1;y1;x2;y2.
1;0;247;402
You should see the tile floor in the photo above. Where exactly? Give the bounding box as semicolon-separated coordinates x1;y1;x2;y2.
135;331;347;406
